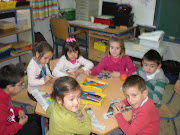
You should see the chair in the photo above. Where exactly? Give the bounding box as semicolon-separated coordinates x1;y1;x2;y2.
49;58;59;71
159;79;180;135
11;88;36;114
50;18;88;58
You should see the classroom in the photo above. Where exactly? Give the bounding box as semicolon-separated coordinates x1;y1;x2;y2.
0;0;180;135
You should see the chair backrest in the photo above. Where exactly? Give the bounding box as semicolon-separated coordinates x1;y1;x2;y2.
174;79;180;95
50;18;70;40
49;59;59;71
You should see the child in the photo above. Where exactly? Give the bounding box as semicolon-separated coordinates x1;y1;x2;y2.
52;37;94;79
85;38;136;78
110;75;160;135
27;41;53;107
136;49;169;108
46;76;91;135
0;64;41;135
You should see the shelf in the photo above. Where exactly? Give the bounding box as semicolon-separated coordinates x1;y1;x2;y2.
0;28;31;38
0;49;31;62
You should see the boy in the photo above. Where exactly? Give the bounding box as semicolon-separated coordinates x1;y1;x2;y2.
137;49;169;108
0;64;41;135
112;75;160;135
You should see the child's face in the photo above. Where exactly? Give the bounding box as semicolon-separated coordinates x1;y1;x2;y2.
67;49;78;60
36;51;53;65
124;86;148;109
142;59;161;75
109;41;121;58
61;90;81;112
9;77;24;95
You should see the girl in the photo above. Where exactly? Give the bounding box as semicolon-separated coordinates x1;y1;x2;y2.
46;76;91;135
27;41;53;109
86;38;136;78
52;37;94;79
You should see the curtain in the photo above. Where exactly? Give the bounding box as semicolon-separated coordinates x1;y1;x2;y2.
30;0;58;21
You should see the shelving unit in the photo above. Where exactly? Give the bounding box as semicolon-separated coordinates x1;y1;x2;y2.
0;6;34;62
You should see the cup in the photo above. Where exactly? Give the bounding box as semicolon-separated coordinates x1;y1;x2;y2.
90;16;94;23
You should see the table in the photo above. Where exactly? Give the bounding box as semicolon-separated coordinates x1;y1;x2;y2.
69;20;136;62
35;74;131;135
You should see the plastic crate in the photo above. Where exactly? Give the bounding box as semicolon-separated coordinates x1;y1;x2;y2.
94;40;107;52
0;1;16;10
80;78;108;93
59;8;75;20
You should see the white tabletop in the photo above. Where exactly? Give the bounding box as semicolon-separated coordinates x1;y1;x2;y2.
125;41;168;59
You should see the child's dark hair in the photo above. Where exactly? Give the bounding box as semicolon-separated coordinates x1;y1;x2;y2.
32;41;53;63
0;64;25;89
143;49;162;65
107;38;125;58
122;75;146;93
51;76;83;102
63;38;81;60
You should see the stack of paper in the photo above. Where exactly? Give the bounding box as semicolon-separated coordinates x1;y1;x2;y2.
138;31;164;48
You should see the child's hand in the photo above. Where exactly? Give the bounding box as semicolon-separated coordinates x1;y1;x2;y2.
85;70;91;76
18;110;25;118
74;69;84;74
76;116;82;122
44;74;53;83
19;115;28;126
68;74;77;79
109;71;120;78
80;108;87;115
113;102;126;116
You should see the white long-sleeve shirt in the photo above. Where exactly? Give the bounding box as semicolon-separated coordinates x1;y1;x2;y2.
27;57;51;94
52;55;94;78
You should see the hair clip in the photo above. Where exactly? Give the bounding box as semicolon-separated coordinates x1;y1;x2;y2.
66;37;76;42
55;86;61;94
112;35;116;38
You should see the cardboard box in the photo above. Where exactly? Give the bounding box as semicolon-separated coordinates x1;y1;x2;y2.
94;40;107;52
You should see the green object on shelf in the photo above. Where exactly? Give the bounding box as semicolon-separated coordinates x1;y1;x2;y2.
59;8;75;20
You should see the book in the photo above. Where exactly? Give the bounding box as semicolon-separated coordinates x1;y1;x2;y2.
0;43;12;52
31;90;52;111
12;41;31;52
96;71;111;80
103;99;132;119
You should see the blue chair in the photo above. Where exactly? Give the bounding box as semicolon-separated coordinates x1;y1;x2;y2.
50;17;88;58
159;79;180;135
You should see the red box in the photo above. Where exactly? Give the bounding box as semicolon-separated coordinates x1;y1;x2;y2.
94;18;114;26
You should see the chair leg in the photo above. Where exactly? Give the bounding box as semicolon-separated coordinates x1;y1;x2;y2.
85;32;88;59
55;43;58;58
41;116;45;135
172;119;178;135
167;91;176;105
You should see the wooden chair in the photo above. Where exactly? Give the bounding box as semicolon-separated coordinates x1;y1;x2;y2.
49;17;88;58
49;58;59;71
159;79;180;135
11;88;36;114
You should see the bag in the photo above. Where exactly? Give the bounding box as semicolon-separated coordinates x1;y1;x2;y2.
162;60;180;76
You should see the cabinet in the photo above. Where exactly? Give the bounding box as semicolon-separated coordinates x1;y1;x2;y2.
75;0;99;21
0;6;34;62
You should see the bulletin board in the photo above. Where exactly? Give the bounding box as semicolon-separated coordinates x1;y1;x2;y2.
153;0;180;40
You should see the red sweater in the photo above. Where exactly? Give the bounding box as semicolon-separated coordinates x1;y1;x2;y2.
90;55;136;76
115;98;160;135
0;88;23;135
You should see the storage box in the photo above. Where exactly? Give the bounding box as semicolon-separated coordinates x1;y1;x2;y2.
0;1;16;10
94;40;107;52
94;18;114;26
81;90;106;106
80;78;108;93
60;8;75;20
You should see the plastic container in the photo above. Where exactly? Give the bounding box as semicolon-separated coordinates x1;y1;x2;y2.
94;40;107;52
81;90;106;106
0;1;16;10
80;78;108;93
